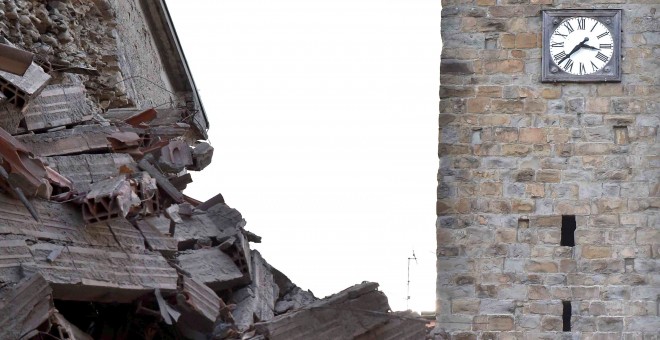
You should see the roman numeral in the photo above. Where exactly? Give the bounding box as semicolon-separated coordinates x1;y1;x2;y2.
591;61;599;71
579;63;586;75
597;31;609;39
596;52;609;62
553;51;567;62
600;44;612;49
591;22;598;32
551;42;564;48
555;33;567;38
563;59;574;72
577;18;586;30
564;22;574;33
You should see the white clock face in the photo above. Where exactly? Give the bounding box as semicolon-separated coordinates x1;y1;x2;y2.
549;17;614;75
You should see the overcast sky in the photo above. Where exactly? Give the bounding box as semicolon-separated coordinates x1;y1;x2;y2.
166;0;440;312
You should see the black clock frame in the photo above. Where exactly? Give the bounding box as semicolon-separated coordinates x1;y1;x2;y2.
541;9;622;83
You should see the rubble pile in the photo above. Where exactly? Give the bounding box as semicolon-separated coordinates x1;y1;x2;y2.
0;2;429;339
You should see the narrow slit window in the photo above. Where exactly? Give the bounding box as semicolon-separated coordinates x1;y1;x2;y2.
561;215;576;247
562;301;572;332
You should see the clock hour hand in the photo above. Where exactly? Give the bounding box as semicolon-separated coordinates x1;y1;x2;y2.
557;37;589;65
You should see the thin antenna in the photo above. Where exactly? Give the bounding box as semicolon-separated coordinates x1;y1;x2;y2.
406;250;417;309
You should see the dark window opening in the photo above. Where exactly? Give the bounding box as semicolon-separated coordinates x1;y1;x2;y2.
562;301;572;331
561;215;576;247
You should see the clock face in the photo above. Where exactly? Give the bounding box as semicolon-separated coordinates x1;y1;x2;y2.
549;17;614;75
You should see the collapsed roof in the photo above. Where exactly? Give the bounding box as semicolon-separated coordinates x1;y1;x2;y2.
0;0;428;339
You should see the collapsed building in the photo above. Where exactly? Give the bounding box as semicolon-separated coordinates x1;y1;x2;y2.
0;0;428;339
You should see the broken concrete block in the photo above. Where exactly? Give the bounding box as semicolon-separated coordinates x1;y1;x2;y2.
190;142;213;171
17;125;120;157
231;250;279;330
136;216;178;254
177;247;248;291
177;276;222;334
253;282;391;340
0;273;53;340
138;158;185;203
354;311;428;340
0;62;50;109
46;153;137;192
158;139;193;173
82;175;141;223
21;85;93;131
27;242;178;303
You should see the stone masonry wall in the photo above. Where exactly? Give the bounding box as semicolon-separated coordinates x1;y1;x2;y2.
437;0;659;339
0;0;184;110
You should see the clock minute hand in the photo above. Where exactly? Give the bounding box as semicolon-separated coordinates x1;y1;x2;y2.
582;44;600;50
557;37;589;65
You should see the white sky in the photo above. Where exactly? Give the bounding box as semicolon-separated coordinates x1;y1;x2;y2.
166;0;440;312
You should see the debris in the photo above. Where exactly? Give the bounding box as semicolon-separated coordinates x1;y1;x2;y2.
0;2;406;339
0;43;34;76
0;273;53;340
48;312;94;340
190;141;213;171
0;61;50;109
196;192;225;211
0;126;52;199
177;276;221;333
231;251;279;330
158;139;193;173
21;85;93;131
82;174;141;223
27;242;178;303
253;282;391;340
177;247;248;291
138;158;185;203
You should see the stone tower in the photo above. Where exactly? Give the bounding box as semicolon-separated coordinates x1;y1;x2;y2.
437;0;659;338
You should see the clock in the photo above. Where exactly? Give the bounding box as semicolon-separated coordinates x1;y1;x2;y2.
541;10;622;82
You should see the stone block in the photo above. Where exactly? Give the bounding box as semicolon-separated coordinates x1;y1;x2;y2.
480;299;516;314
519;128;546;143
441;60;475;74
478;86;502;98
541;315;562;331
467;97;491;113
581;246;613;259
527;301;563;315
579;259;625;274
488;315;514;331
484;60;524;74
586;98;610;113
525;260;558;273
515;33;537;48
571;286;600;300
596;317;623;332
555;201;591;215
452;298;481;314
528;285;550;300
519;315;541;330
536;169;560;183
